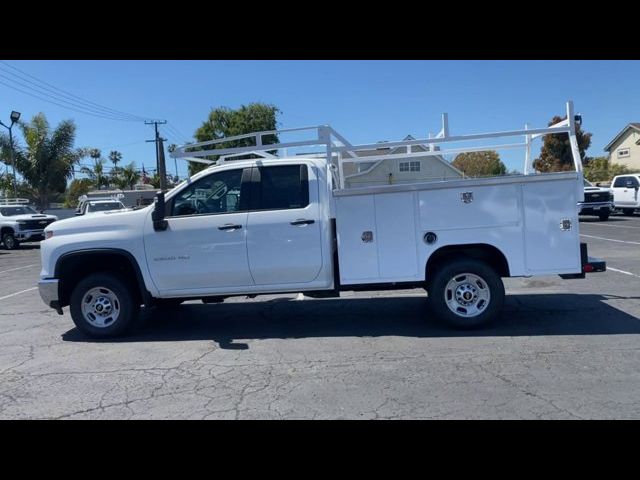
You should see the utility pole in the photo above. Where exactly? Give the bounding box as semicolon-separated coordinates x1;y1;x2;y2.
145;120;167;191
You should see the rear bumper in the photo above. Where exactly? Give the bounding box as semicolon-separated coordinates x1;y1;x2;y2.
560;243;606;279
38;279;63;314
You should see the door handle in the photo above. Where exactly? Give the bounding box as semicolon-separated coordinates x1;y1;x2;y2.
218;224;242;231
290;219;315;226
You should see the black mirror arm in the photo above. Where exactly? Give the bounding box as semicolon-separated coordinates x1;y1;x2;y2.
152;192;169;231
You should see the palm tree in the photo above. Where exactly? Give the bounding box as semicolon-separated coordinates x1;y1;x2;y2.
88;148;101;164
81;158;109;189
108;150;122;168
120;162;141;190
2;113;84;209
108;150;123;187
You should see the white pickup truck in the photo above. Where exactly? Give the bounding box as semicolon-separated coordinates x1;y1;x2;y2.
38;101;605;338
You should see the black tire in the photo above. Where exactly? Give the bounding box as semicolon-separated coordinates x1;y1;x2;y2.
154;298;184;308
598;211;610;221
2;232;19;250
623;208;635;216
427;258;504;329
70;272;140;338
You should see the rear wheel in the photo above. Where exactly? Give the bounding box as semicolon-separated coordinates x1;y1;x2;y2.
70;273;139;338
427;258;504;329
623;208;635;216
598;211;610;221
2;232;19;250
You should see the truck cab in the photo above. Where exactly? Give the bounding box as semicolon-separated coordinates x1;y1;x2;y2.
611;174;640;215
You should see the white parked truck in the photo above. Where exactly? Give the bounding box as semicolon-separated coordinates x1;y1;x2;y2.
1;198;58;250
38;101;605;338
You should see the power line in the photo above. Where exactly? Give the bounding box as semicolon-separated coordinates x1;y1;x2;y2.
0;79;151;123
0;72;142;122
0;61;151;122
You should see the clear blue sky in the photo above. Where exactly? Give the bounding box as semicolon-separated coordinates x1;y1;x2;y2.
1;60;638;178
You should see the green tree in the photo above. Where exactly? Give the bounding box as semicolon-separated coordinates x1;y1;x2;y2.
81;158;109;189
190;103;281;175
1;113;85;209
64;178;94;208
108;150;123;186
583;156;631;183
533;116;592;172
452;150;507;177
88;148;102;164
119;162;141;189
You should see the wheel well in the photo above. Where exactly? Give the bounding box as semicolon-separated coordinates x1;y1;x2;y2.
426;244;510;283
1;227;15;236
56;251;149;307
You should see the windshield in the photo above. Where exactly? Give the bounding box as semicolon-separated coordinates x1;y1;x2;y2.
0;206;38;216
88;202;124;212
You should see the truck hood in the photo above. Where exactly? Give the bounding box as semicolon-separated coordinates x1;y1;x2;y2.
5;213;58;222
585;186;612;193
45;206;150;234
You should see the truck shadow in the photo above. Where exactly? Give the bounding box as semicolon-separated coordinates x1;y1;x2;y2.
61;293;640;348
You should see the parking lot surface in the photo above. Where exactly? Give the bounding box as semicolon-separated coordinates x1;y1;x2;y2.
1;213;639;419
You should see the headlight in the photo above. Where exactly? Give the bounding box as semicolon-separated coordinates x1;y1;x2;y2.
45;231;54;240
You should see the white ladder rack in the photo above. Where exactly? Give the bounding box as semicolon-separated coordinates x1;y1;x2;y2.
170;101;583;189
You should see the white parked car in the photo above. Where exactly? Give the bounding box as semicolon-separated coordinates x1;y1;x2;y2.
38;101;606;338
611;173;640;215
0;200;58;250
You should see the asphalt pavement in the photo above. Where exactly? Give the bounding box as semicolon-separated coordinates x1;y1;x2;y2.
0;213;639;419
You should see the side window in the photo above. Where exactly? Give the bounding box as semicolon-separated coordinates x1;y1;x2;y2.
629;177;640;188
613;176;629;188
254;165;309;210
171;169;245;217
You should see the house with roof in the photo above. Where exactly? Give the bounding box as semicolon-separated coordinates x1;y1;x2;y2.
604;123;640;172
337;135;462;188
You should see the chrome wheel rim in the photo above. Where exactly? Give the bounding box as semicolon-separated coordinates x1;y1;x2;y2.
81;287;120;328
444;273;491;318
4;235;15;249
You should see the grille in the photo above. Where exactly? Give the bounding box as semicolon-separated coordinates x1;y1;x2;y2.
584;192;611;203
21;219;54;230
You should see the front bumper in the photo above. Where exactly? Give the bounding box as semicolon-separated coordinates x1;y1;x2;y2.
578;202;614;214
38;279;63;314
16;229;45;242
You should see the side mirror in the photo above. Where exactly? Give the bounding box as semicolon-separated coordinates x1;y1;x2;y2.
75;212;83;216
152;192;169;231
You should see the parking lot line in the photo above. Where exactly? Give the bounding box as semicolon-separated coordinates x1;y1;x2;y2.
0;287;37;301
0;264;37;275
607;267;640;279
583;223;640;230
580;234;640;245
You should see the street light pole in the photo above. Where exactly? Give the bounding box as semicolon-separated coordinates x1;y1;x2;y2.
0;111;21;198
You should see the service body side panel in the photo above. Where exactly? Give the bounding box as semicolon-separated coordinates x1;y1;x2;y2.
334;173;582;285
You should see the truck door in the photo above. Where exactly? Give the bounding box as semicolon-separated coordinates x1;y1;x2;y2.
246;164;323;285
144;167;254;294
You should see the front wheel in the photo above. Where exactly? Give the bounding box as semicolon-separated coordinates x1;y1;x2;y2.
598;211;610;221
70;273;140;338
2;232;19;250
427;258;504;329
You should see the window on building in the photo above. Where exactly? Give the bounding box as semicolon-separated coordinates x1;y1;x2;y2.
617;148;630;159
399;161;421;172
